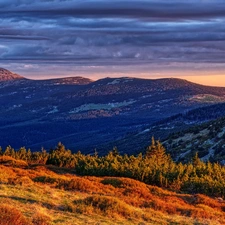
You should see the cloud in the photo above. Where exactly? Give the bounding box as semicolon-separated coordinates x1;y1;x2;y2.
1;0;225;21
0;35;49;40
0;0;225;78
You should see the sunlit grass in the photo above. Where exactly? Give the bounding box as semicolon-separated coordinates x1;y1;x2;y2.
0;157;225;225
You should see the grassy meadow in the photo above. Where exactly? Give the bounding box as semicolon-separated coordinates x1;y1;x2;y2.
0;156;225;225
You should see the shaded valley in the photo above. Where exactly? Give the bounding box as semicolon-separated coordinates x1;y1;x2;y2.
1;68;225;158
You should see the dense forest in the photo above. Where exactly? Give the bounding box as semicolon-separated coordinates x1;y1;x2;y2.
1;139;225;198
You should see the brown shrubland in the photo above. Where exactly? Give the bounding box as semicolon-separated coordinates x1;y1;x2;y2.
0;204;31;225
1;150;225;224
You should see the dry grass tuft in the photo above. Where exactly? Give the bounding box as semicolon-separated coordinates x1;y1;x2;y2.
60;177;99;193
0;156;28;167
74;195;136;219
193;194;223;209
0;204;31;225
32;212;52;225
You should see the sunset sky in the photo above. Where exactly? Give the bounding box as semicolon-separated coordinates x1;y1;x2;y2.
0;0;225;86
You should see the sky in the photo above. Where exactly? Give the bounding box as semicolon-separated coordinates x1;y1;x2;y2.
0;0;225;86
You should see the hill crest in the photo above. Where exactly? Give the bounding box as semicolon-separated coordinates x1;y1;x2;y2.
1;68;224;89
0;68;25;81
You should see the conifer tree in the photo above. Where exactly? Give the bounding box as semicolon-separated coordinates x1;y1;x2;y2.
146;137;168;165
146;136;156;158
192;152;201;167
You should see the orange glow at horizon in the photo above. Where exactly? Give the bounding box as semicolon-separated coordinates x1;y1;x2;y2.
172;75;225;87
29;72;225;87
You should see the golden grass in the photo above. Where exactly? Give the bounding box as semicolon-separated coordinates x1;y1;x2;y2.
0;157;225;225
0;204;31;225
32;212;51;225
0;155;28;167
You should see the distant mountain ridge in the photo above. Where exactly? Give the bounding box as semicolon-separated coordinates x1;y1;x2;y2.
1;67;225;158
44;76;93;85
0;68;93;85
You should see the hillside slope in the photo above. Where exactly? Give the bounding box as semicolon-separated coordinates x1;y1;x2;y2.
106;102;225;157
0;157;225;225
163;116;225;163
2;68;225;153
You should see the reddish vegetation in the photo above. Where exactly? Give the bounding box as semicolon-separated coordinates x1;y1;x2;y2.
0;204;31;225
0;156;225;224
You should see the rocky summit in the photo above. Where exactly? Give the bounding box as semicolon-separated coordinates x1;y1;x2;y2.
0;68;24;81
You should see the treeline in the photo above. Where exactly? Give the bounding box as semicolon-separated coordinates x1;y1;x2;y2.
156;102;225;127
1;139;225;198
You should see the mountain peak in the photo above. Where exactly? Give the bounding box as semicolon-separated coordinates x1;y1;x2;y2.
0;68;24;81
48;76;93;85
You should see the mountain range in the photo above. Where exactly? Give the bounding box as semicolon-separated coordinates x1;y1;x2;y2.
1;68;225;160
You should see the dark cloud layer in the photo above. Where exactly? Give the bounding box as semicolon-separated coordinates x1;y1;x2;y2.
0;0;225;79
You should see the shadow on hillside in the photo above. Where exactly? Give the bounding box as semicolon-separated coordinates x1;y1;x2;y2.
30;164;77;175
0;195;63;211
46;165;76;175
